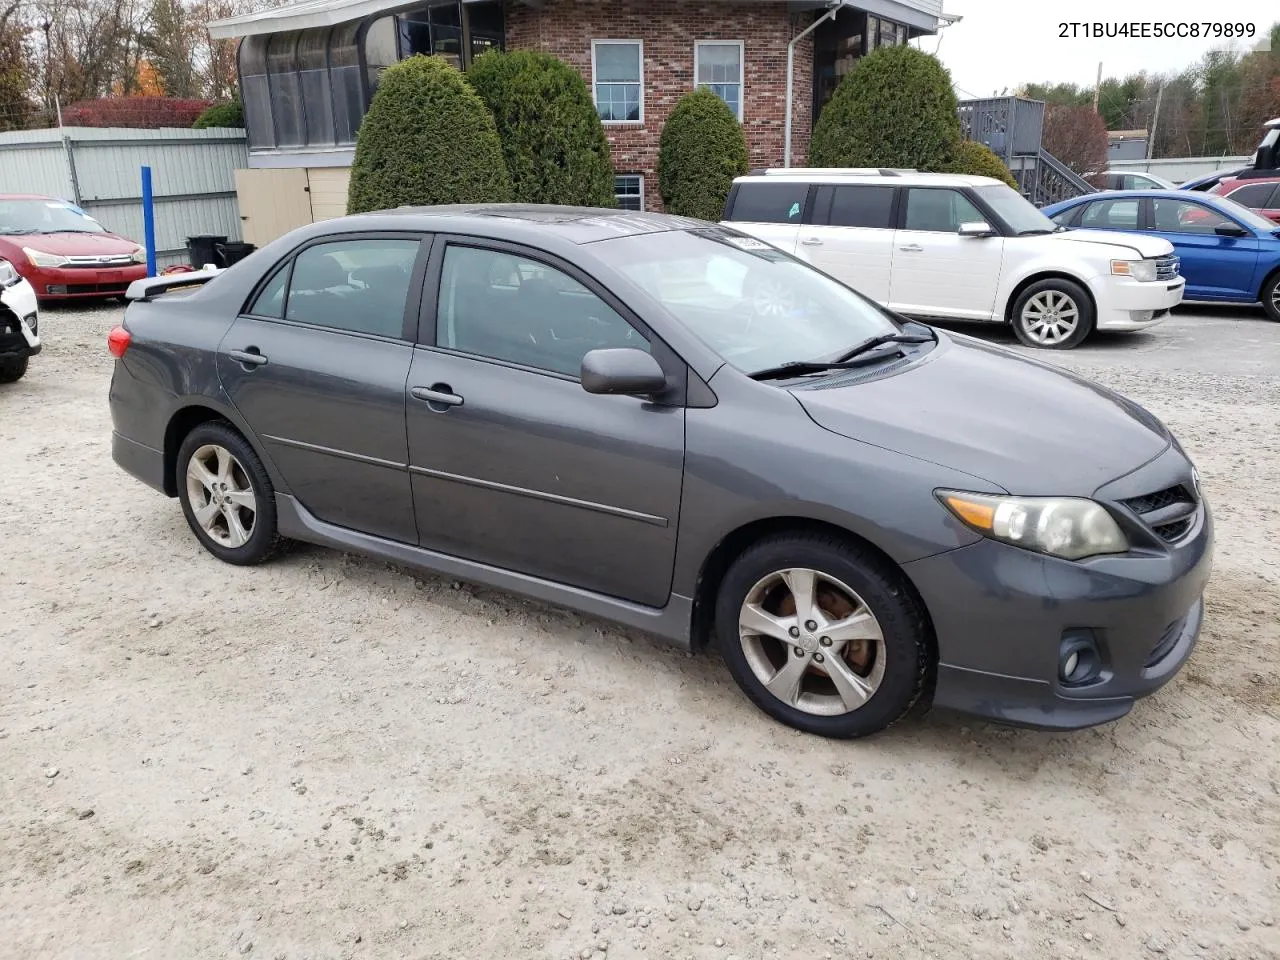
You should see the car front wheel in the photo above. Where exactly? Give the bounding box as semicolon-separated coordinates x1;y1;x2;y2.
714;533;931;739
176;421;284;565
1011;279;1095;349
1263;273;1280;323
0;356;28;382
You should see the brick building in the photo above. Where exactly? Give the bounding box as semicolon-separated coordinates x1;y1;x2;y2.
209;0;947;243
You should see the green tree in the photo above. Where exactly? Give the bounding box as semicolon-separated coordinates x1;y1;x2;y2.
810;45;962;171
657;87;749;220
141;0;199;97
1020;82;1092;108
347;55;511;215
193;99;243;128
468;49;614;206
947;140;1017;188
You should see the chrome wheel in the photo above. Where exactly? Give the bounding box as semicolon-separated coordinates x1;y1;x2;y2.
185;444;257;549
1020;290;1080;345
738;568;886;717
1271;281;1280;313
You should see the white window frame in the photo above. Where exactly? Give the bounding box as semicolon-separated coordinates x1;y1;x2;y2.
591;40;644;125
694;40;745;122
614;173;645;211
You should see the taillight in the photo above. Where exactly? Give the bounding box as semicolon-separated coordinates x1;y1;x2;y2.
107;325;131;358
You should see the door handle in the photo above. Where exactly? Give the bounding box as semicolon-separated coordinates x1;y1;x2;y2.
228;348;268;367
411;385;464;408
800;237;824;246
898;244;924;253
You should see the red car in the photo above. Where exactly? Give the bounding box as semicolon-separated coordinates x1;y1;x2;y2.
1211;175;1280;225
0;194;147;301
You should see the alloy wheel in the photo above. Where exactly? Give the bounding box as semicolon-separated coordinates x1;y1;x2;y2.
737;567;886;717
185;444;257;548
1020;290;1080;345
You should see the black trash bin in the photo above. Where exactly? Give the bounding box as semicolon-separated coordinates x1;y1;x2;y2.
217;241;257;267
187;234;228;269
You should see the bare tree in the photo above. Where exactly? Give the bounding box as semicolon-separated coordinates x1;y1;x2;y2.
1042;105;1110;176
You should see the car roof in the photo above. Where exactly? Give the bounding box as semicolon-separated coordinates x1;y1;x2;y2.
345;203;706;245
1218;174;1280;188
0;193;57;201
733;169;1005;189
1049;188;1231;207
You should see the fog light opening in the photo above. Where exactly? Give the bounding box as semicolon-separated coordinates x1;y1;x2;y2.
1059;633;1102;687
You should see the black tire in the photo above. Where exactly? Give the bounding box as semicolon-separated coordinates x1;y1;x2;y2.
0;356;28;383
176;420;285;565
1262;272;1280;323
714;533;931;739
1010;278;1096;349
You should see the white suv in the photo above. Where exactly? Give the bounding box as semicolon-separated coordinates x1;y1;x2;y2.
720;169;1186;349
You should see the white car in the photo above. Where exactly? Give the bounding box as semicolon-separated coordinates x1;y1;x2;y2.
1093;170;1178;191
720;169;1185;349
0;258;40;382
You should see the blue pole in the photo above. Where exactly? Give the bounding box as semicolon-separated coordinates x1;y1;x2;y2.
141;165;157;277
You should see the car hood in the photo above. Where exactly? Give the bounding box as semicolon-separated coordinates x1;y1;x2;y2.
1044;225;1172;256
15;232;138;255
1051;228;1173;258
793;335;1170;496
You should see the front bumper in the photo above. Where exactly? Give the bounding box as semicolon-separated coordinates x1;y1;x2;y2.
905;490;1213;730
1090;274;1185;331
25;263;147;299
0;278;40;359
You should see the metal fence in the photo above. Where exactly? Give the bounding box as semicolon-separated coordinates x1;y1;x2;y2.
1106;155;1252;183
0;127;247;267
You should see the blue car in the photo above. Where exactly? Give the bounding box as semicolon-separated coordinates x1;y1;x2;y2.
1042;190;1280;322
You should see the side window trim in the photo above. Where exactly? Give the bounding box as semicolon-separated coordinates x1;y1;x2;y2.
418;234;687;399
238;230;432;342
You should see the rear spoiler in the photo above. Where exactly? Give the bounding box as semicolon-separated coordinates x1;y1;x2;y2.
125;267;224;303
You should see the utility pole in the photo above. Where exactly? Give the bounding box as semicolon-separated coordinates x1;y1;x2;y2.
1093;62;1103;114
1147;84;1164;161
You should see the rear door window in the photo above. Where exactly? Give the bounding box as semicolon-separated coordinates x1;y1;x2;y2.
726;182;808;224
283;238;420;338
1080;198;1140;229
812;185;896;229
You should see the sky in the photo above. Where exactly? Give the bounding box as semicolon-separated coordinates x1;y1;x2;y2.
922;0;1277;99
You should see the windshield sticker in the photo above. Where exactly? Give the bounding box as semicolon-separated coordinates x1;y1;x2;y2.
725;236;773;251
788;201;801;219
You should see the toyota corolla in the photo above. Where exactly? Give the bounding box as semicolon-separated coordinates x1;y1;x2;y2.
107;206;1212;739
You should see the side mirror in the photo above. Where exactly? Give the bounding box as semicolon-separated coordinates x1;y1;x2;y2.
958;220;995;238
1214;224;1249;238
580;348;667;396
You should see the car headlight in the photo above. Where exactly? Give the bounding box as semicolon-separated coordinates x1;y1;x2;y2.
938;491;1129;560
130;246;147;263
1111;259;1157;282
23;246;70;268
0;258;17;285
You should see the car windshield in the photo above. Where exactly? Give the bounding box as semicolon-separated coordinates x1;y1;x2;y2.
0;199;107;235
592;227;900;372
974;184;1059;235
1213;195;1280;232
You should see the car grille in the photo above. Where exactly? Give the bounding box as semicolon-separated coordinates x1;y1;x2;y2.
1122;485;1193;515
65;255;134;268
1121;483;1199;544
46;282;129;295
1145;615;1186;668
1154;255;1180;281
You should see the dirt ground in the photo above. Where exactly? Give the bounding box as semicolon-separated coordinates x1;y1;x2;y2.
2;304;1277;960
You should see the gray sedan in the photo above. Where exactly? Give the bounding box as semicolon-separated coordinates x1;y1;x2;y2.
108;206;1212;738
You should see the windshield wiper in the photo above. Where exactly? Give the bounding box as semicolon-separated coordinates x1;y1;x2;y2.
1018;228;1056;236
749;332;933;382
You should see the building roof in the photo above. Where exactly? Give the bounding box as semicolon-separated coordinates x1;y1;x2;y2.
209;0;945;40
1108;130;1149;141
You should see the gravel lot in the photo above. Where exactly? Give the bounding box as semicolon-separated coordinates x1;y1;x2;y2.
2;304;1278;960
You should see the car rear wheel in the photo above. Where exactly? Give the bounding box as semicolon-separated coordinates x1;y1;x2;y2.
714;533;931;739
1011;279;1095;349
0;356;28;383
177;421;284;565
1262;273;1280;323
